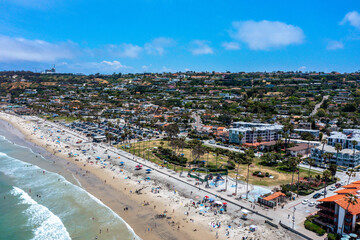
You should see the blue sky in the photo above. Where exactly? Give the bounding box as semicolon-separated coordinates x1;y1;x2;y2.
0;0;360;74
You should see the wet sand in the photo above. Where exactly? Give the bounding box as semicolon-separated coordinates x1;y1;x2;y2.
0;117;216;240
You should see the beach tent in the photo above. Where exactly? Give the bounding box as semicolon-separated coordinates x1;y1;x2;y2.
250;225;257;232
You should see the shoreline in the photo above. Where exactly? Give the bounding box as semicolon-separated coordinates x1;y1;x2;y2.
0;113;296;240
0;114;218;240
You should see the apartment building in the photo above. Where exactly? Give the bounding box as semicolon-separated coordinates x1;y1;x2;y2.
311;145;360;168
315;181;360;234
311;129;360;168
229;122;283;144
327;129;360;150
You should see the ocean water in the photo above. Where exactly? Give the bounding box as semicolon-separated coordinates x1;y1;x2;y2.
0;135;139;240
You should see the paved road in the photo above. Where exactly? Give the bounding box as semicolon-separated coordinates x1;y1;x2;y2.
28;115;338;239
310;95;329;116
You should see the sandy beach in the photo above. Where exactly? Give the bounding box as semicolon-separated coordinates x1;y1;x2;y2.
0;112;295;240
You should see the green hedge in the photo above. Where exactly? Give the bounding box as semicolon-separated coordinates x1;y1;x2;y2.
299;189;315;196
304;220;325;236
327;233;339;240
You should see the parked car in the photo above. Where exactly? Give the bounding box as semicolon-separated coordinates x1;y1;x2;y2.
329;186;336;191
313;193;321;199
308;202;315;207
335;183;342;188
302;199;309;205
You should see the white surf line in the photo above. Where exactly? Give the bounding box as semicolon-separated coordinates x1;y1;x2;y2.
71;173;83;188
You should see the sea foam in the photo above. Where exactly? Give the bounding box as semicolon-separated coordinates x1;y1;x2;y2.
11;186;71;240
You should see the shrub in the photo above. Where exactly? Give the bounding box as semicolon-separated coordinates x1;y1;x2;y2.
253;171;260;176
327;233;339;240
299;189;315;196
304;220;325;236
265;172;270;177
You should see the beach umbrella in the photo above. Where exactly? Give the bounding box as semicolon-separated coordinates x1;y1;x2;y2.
204;196;209;199
120;161;124;164
223;202;227;205
146;169;152;172
214;201;223;205
195;196;200;199
209;198;214;201
96;157;101;160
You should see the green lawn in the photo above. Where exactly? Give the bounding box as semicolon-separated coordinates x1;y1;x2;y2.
118;140;321;187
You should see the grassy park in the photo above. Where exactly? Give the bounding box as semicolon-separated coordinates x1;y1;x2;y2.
118;140;321;187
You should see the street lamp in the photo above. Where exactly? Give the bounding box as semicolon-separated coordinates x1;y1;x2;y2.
292;207;296;229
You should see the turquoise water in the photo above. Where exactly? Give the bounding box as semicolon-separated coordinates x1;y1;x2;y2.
0;135;139;240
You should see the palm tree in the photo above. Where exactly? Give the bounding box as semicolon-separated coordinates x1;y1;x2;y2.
322;169;331;197
341;193;358;235
352;140;358;165
321;138;327;162
335;143;343;165
245;150;255;199
307;158;315;180
322;152;333;168
346;168;356;185
257;136;263;151
238;133;244;145
305;135;312;157
289;157;300;186
215;148;222;169
233;152;244;196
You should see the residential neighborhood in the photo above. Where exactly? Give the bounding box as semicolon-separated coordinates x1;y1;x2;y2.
1;70;360;239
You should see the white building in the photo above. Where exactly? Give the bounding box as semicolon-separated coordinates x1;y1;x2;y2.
311;145;360;168
229;122;283;144
327;129;360;150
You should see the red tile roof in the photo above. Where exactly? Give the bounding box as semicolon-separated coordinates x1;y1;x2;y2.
342;184;360;189
334;189;359;194
317;194;345;202
263;192;286;201
318;181;360;215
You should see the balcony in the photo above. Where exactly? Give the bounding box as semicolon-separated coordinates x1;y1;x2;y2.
318;205;335;213
314;218;335;227
318;211;336;221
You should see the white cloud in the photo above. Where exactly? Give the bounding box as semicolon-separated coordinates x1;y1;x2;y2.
161;66;174;72
230;20;305;50
144;37;175;55
100;60;129;70
106;43;142;58
326;40;344;50
341;11;360;29
72;60;131;73
190;40;214;55
299;66;306;71
222;41;241;50
0;35;76;62
142;64;151;71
